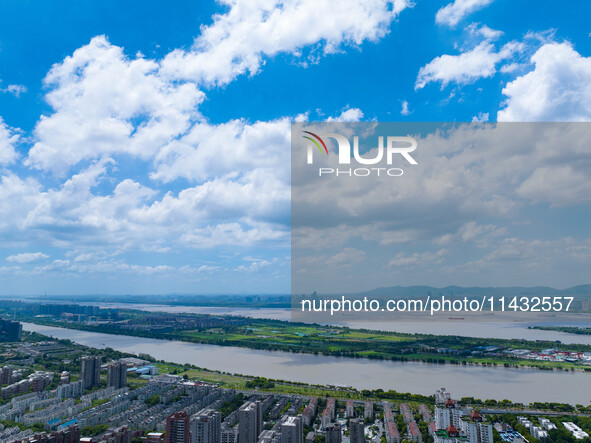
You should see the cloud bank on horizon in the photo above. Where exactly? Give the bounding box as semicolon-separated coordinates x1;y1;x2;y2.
0;0;590;294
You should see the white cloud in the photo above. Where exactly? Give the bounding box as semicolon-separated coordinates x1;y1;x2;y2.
160;0;412;85
0;117;20;164
518;165;591;206
32;259;174;275
447;237;591;274
152;117;291;183
11;35;297;256
236;258;277;272
0;173;42;232
388;249;448;267
6;252;49;264
0;83;27;97
435;0;494;27
1;119;292;254
471;112;489;122
26;36;204;175
400;100;411;116
179;264;222;273
434;221;504;246
181;221;287;249
1;0;403;262
326;248;366;267
499;62;522;73
497;42;591;121
465;22;502;40
292;122;591;262
416;40;523;89
325;108;365;122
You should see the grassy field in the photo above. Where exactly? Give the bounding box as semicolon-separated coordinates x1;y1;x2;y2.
178;322;419;348
152;363;429;403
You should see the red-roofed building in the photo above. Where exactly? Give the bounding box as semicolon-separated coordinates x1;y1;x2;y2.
385;421;400;443
428;422;436;436
446;425;459;438
408;421;422;442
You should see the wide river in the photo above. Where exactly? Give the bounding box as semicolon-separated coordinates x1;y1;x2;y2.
23;322;591;405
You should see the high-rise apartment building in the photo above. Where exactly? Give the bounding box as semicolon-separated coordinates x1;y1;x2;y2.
0;320;22;342
280;416;302;443
345;400;354;418
0;366;12;385
166;411;191;443
107;362;127;389
191;409;222;443
324;423;341;443
349;419;365;443
239;401;263;443
435;399;464;430
459;412;493;443
80;356;101;389
363;402;373;420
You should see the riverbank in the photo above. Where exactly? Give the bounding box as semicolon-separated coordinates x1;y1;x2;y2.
17;312;591;372
531;326;591;335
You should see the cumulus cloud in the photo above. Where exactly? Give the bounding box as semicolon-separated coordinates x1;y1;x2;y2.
6;252;49;264
326;247;366;267
518;165;591;206
416;40;523;89
160;0;412;85
325;108;365;122
0;0;407;274
400;101;411;116
435;0;494;27
6;18;381;266
179;264;222;273
152;117;291;183
26;36;204;175
445;237;591;276
292;122;591;258
293;122;591;291
434;221;504;246
388;249;448;267
0;117;20;164
471;112;489;122
497;42;591;121
236;258;277;272
0;173;42;233
0;83;27;97
3;0;590;292
0;159;290;266
32;259;174;275
181;221;288;249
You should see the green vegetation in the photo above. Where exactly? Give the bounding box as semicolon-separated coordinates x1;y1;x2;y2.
0;420;27;431
145;394;160;407
220;393;245;418
30;423;45;433
245;377;275;389
531;326;591;335
81;424;111;437
91;398;110;408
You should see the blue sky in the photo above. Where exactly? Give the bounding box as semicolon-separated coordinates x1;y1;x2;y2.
0;0;590;295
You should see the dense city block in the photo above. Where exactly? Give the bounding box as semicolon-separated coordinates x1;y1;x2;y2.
0;320;588;443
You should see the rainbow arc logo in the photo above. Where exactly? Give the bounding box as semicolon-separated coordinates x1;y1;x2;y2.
301;131;328;155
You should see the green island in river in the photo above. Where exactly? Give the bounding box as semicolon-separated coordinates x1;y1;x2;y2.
3;300;591;372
